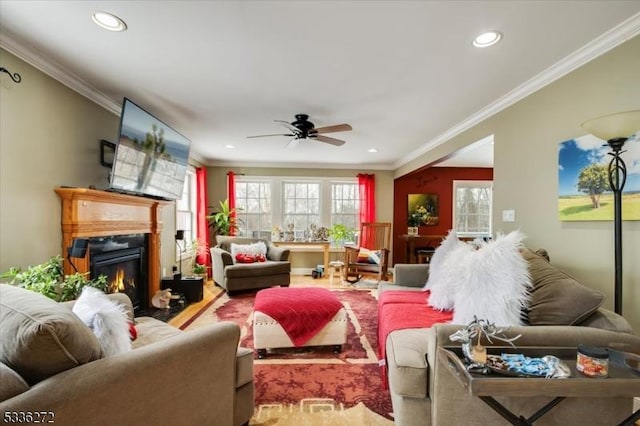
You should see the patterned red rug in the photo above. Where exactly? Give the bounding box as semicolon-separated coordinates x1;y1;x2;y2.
198;288;392;420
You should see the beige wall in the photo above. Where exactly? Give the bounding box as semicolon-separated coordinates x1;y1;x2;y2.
207;166;394;224
396;36;640;331
207;166;395;271
0;49;177;276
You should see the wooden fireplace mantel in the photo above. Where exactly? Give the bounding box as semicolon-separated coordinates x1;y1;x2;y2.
55;187;170;306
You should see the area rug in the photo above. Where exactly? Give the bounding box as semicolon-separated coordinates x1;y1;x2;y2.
181;288;393;424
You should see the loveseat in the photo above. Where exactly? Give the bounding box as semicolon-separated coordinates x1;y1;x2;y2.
211;236;291;294
0;285;254;426
379;250;640;426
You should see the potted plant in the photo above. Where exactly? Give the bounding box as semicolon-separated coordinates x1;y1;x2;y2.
1;255;108;302
206;199;242;236
192;263;208;281
407;212;421;235
327;223;356;247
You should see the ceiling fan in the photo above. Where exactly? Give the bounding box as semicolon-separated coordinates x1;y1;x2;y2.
247;114;352;148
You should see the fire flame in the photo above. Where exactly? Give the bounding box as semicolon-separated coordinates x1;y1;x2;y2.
109;268;135;293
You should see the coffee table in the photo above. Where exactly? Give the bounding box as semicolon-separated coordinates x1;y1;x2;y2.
438;346;640;426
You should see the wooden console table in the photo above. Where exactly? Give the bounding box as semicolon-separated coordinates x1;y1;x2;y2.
272;241;330;273
399;234;444;263
439;346;640;426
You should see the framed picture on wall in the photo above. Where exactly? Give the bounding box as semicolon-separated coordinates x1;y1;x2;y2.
408;193;439;226
558;132;640;221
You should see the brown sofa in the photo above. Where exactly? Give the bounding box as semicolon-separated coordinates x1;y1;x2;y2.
0;285;254;426
211;236;291;294
379;253;640;426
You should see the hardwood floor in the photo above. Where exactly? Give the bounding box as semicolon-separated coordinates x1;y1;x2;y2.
168;273;357;328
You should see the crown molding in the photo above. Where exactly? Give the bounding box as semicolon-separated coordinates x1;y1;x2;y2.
394;12;640;172
0;32;121;115
205;159;395;170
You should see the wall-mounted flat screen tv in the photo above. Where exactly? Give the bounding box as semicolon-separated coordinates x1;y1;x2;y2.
109;98;191;200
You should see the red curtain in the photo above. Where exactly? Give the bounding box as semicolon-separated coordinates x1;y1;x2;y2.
358;173;376;247
195;167;211;277
227;171;237;236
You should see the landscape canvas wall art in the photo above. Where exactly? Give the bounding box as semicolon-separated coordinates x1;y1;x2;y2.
558;132;640;221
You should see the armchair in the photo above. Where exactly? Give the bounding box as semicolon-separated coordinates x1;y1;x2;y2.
211;236;291;294
344;222;391;283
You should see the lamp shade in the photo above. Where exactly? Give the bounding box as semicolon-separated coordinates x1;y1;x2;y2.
581;110;640;141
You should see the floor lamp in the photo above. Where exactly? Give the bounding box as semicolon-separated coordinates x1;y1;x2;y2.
175;230;185;281
581;110;640;315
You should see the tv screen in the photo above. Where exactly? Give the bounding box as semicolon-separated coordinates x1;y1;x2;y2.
110;98;191;200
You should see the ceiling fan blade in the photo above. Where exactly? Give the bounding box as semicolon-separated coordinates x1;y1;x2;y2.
313;124;352;134
275;120;300;134
247;133;295;138
313;135;346;146
285;138;301;149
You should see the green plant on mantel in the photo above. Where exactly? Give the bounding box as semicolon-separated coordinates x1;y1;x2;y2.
0;255;107;302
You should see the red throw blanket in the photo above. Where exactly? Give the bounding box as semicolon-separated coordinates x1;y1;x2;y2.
377;290;453;387
254;287;344;346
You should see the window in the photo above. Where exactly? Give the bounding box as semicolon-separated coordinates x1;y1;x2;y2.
283;181;320;239
234;176;359;240
453;180;493;238
331;182;359;230
235;180;272;239
176;167;196;253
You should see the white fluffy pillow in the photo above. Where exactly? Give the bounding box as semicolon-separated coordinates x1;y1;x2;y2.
230;242;267;258
451;230;531;326
72;287;131;357
424;230;457;290
427;240;475;310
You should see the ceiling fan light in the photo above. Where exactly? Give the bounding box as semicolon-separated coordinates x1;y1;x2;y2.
473;31;502;48
92;11;127;32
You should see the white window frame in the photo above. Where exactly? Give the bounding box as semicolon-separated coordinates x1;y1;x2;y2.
452;180;493;238
235;179;272;239
234;176;359;239
175;167;197;259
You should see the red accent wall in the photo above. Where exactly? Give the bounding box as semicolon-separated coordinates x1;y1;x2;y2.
393;167;493;264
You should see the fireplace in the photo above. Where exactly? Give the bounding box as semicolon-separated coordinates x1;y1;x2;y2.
90;234;148;312
55;187;169;309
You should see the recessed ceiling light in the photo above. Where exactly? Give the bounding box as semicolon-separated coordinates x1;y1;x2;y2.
225;144;235;149
473;31;502;48
368;148;378;153
92;12;127;32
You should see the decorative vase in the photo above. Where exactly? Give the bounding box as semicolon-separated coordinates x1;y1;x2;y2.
407;226;419;236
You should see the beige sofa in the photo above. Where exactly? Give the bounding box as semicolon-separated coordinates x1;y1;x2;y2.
0;285;254;426
379;255;640;426
211;236;291;294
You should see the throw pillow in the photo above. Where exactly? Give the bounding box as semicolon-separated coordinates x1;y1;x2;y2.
72;287;131;357
235;253;256;263
356;248;381;264
0;284;102;384
522;249;605;325
451;230;531;326
427;238;475;311
230;241;267;259
424;231;456;290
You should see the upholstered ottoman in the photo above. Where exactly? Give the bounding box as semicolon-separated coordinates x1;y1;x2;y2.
253;287;348;358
